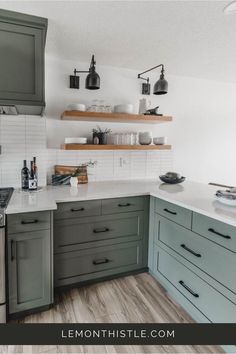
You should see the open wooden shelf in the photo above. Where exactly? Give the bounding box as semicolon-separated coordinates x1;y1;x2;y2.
61;111;172;124
61;144;171;151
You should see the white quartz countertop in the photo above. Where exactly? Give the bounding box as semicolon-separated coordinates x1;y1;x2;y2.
6;179;236;227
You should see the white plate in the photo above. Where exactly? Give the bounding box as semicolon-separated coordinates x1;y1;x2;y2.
215;195;236;206
65;137;87;144
67;104;86;111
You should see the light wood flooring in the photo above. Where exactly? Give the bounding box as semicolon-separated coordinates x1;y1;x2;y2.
0;273;223;354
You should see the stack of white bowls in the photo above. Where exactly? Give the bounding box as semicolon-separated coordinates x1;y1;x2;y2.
153;137;167;145
113;104;134;114
67;103;86;112
139;132;152;145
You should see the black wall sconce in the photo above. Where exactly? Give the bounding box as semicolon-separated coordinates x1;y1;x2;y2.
137;64;168;95
70;55;100;90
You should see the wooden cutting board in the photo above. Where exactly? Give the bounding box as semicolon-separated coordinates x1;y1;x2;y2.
54;165;78;175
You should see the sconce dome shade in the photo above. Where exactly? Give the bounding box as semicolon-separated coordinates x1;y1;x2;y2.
85;71;100;90
153;77;168;95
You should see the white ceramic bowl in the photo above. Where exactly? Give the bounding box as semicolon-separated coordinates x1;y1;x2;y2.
153;136;167;145
113;104;134;114
139;132;152;145
65;137;87;144
67;103;86;112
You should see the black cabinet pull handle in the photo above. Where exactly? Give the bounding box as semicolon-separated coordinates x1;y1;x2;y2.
180;244;201;258
179;280;199;298
71;207;85;212
163;208;177;215
208;228;231;240
21;219;38;225
11;240;15;261
93;228;110;233
93;258;110;265
118;203;131;207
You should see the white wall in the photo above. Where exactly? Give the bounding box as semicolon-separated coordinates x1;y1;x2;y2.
45;54;236;186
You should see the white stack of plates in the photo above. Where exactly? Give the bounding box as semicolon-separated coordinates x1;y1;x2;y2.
67;103;86;111
215;189;236;206
65;137;87;144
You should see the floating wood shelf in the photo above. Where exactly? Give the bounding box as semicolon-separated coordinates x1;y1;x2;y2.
61;144;171;151
61;111;172;124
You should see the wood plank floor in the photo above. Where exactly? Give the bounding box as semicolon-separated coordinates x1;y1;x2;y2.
0;273;223;354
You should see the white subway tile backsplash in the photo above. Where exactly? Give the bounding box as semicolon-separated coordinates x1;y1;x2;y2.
114;151;131;180
130;151;147;179
95;151;114;181
56;150;77;165
146;151;161;179
0;115;173;187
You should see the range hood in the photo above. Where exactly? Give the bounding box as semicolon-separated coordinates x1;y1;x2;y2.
0;9;47;116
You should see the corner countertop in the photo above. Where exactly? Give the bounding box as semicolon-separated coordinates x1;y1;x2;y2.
6;179;236;227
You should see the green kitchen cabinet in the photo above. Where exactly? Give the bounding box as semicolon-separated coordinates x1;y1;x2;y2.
7;212;53;315
54;196;149;288
0;9;47;112
149;196;236;323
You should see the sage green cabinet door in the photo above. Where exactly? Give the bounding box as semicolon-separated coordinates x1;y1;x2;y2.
8;230;52;314
0;21;45;105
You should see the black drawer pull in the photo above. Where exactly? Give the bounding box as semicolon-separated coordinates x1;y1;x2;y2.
181;244;201;258
10;240;15;261
71;207;85;212
21;219;38;225
179;280;199;298
208;228;231;240
163;208;177;215
118;203;131;207
93;258;110;265
93;227;110;233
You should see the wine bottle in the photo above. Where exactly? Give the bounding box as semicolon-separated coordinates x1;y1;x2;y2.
28;161;37;190
33;156;38;181
21;160;29;190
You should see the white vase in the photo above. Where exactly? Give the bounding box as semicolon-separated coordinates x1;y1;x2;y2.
70;176;78;187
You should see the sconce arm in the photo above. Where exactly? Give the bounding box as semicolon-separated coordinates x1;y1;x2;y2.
138;64;165;80
73;68;90;76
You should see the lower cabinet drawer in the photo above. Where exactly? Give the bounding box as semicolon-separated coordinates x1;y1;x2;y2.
7;211;50;234
54;200;101;220
54;212;143;253
54;241;143;287
101;197;145;215
192;212;236;253
154;198;192;229
155;214;236;294
156;246;236;322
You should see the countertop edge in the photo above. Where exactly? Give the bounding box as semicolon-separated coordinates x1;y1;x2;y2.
5;181;236;227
